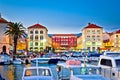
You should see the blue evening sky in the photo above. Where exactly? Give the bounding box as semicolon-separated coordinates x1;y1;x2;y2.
0;0;120;34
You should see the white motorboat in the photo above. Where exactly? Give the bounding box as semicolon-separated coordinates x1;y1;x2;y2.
31;57;50;64
22;66;54;80
0;54;11;65
56;60;110;80
12;58;22;64
98;52;120;80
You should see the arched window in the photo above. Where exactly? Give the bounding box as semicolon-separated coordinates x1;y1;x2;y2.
40;36;43;40
35;35;38;40
30;30;33;34
40;30;43;34
30;35;33;41
35;30;38;34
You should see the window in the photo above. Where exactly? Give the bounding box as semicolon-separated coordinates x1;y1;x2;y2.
97;30;100;34
92;47;95;51
35;42;38;46
30;30;33;34
40;42;43;46
35;30;38;34
34;47;38;49
92;42;95;46
40;36;43;40
40;30;43;34
87;30;90;34
92;36;95;41
87;47;90;50
87;36;90;41
115;59;120;67
35;35;38;40
97;36;100;41
30;47;33;50
116;35;118;37
92;30;95;34
30;35;33;41
40;47;43;49
100;59;112;67
30;42;33;46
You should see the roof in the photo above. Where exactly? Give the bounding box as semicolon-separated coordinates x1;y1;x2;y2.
28;24;47;30
53;34;76;36
113;30;120;34
0;17;8;23
83;23;102;29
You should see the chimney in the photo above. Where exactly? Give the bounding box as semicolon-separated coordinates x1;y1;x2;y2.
88;22;91;25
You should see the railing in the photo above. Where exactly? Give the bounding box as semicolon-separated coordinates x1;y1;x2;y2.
57;66;120;80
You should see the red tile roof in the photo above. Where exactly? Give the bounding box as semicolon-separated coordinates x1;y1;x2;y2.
53;34;76;36
83;23;102;29
113;30;120;34
0;18;8;23
28;24;47;30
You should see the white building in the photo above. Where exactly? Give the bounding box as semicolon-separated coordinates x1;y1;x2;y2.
82;23;103;51
28;24;48;51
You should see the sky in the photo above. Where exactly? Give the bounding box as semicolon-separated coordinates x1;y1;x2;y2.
0;0;120;34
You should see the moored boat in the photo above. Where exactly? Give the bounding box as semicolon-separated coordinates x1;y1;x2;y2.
22;66;54;80
56;60;110;80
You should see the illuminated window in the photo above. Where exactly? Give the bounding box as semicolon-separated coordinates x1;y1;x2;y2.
30;42;33;46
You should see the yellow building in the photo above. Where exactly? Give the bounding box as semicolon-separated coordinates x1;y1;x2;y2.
76;36;82;51
102;32;113;51
110;30;120;52
28;24;48;51
82;23;103;51
17;38;27;50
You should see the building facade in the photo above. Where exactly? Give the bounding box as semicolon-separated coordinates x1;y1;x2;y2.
110;30;120;51
28;24;48;52
0;15;9;53
52;34;77;52
82;23;103;51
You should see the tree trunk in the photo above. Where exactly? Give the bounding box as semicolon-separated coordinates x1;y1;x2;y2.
13;36;18;56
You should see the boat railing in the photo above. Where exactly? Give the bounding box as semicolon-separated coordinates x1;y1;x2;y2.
57;66;102;80
101;67;120;79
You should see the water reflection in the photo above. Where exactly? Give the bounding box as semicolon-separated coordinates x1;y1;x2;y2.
0;63;57;80
7;65;14;80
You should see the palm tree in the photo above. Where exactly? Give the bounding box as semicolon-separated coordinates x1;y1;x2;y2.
4;22;26;56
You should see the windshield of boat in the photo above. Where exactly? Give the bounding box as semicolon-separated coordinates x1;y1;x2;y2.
72;67;101;75
25;68;51;76
115;59;120;67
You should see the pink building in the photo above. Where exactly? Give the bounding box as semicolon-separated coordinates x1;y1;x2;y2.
0;15;9;54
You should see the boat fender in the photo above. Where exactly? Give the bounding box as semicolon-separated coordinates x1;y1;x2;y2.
112;73;115;76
